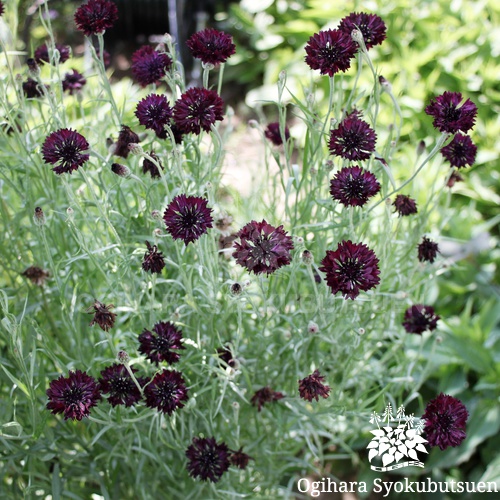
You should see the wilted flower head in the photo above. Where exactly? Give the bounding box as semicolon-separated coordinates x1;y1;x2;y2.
186;28;236;66
298;369;331;402
229;447;253;469
144;369;188;415
142;240;165;274
446;170;464;188
441;133;477;168
42;128;90;174
417;236;440;263
173;87;224;135
186;436;230;483
305;29;357;76
402;304;440;334
338;12;387;49
319;240;380;300
21;266;50;286
329;166;380;207
135;93;172;137
113;125;140;158
34;42;71;64
264;122;290;146
232;220;294;275
98;363;145;407
22;78;45;98
163;194;213;245
131;45;171;87
87;300;116;331
46;370;101;420
74;0;118;36
62;69;87;95
328;111;377;161
425;91;477;134
142;152;163;178
423;393;468;450
251;386;284;412
138;320;185;365
393;194;418;216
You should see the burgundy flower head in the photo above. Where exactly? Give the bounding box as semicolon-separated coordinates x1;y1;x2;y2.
23;78;45;98
74;0;118;36
111;162;130;177
251;386;284;412
186;436;230;483
402;304;440;334
62;69;87;95
232;220;294;275
98;363;145;407
186;28;236;66
87;300;116;331
113;125;140;158
393;194;418;216
319;240;380;300
328;111;377;161
42;128;89;174
338;12;387;49
144;369;188;415
46;370;101;420
217;345;236;368
173;87;224;135
138;320;185;365
0;2;4;17
34;43;71;64
298;369;331;402
135;93;172;137
229;447;253;469
142;152;163;178
305;29;357;76
22;266;50;286
142;240;165;273
446;170;464;188
264;122;290;146
423;393;468;450
441;133;477;168
417;236;440;263
131;45;171;87
425;92;477;134
163;194;213;245
329;166;380;207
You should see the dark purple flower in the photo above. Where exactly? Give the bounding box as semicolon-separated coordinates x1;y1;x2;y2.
135;93;172;137
21;266;50;286
446;170;463;188
144;369;188;415
87;300;116;331
423;393;468;450
138;320;185;365
232;220;294;275
251;386;284;412
329;166;380;207
46;370;101;421
113;125;140;158
173;87;224;135
41;128;90;174
328;111;377;161
163;194;213;245
142;240;165;273
142;152;163;178
22;78;45;98
131;45;171;87
425;91;477;134
298;369;331;402
319;240;380;300
338;12;387;49
98;363;144;407
186;28;236;66
217;346;236;368
111;162;130;177
264;122;290;146
0;2;4;17
305;29;357;77
74;0;118;36
62;69;87;95
186;436;230;483
34;43;71;64
229;447;253;469
402;304;440;334
417;236;440;263
441;133;477;168
393;194;418;216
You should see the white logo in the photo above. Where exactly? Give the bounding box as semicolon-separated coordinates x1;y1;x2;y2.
367;404;428;471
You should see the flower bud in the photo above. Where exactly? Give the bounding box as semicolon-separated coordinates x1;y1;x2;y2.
151;210;161;220
117;350;130;364
111;163;130;178
302;249;314;265
33;206;46;226
230;282;243;296
308;321;319;334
